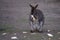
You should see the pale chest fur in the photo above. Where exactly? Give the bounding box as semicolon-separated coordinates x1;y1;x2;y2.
31;15;38;24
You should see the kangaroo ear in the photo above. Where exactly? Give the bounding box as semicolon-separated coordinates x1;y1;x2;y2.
35;4;38;9
29;4;34;8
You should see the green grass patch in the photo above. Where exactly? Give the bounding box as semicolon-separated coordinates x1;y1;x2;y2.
0;24;15;32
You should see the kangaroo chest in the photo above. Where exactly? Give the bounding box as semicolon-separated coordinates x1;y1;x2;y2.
31;15;38;24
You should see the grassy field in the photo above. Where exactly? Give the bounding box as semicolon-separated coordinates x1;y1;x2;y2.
0;0;60;40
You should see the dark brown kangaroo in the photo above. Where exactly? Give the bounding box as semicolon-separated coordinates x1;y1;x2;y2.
29;4;44;33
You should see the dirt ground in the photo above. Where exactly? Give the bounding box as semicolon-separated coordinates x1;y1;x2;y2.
0;0;60;40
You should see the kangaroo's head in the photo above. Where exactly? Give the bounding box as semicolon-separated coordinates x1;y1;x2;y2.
29;4;38;15
29;4;38;21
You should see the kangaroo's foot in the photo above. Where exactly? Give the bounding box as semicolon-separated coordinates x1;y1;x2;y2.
37;30;43;33
30;30;35;33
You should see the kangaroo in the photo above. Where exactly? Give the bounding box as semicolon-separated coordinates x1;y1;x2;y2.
29;4;44;33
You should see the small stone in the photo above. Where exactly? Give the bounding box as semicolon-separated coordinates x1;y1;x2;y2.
47;33;53;37
58;38;60;39
57;32;60;34
48;38;51;40
2;33;7;35
11;36;18;39
24;36;27;38
48;30;50;32
14;33;17;35
31;33;36;35
23;32;27;34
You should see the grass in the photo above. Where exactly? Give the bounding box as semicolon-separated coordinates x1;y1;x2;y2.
0;19;60;40
0;24;15;32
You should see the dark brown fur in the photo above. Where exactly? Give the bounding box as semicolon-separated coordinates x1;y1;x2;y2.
29;4;44;33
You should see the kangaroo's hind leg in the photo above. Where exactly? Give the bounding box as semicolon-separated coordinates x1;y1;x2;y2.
37;21;44;33
30;22;36;33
